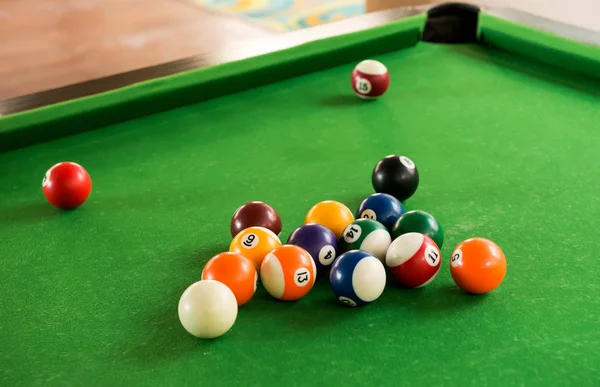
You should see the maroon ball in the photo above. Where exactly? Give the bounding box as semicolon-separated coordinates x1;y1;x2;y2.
351;59;389;99
230;201;282;237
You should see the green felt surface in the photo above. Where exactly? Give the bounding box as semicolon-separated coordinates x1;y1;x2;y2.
2;13;600;387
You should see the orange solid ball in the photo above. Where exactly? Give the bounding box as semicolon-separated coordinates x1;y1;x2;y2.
229;226;282;271
260;245;317;301
304;200;354;238
449;237;507;294
201;252;258;306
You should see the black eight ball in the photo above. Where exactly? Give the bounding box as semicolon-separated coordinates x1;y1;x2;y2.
371;155;419;202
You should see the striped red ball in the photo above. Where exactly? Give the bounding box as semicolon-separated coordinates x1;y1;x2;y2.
351;59;390;99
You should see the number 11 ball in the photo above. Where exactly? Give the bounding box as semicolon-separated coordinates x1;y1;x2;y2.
351;59;389;99
385;232;441;288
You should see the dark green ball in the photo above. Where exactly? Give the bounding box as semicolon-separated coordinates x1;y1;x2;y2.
391;210;444;249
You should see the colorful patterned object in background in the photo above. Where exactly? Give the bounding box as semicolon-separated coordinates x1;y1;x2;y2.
194;0;366;31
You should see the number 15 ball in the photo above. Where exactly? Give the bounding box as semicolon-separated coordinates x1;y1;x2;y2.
351;59;389;99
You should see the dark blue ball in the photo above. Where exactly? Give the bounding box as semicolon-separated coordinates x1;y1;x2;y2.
329;250;387;307
287;224;338;271
355;193;404;232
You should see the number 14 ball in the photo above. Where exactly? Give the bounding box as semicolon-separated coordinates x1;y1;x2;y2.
351;60;389;99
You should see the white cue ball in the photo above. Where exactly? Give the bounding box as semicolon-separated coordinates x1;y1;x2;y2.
178;279;238;339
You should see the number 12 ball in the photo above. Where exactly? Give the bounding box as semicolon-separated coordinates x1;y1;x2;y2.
330;250;387;307
372;155;419;202
351;59;389;99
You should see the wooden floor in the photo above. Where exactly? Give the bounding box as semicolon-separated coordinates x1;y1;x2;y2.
2;0;599;102
0;0;276;101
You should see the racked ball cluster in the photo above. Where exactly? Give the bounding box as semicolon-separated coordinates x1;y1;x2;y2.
173;146;506;339
174;152;507;340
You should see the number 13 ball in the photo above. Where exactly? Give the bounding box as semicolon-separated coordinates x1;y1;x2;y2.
351;59;389;99
260;245;317;301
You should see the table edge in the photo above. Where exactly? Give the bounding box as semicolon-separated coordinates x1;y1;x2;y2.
1;2;599;117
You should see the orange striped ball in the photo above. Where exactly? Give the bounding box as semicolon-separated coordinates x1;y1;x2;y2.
260;245;316;301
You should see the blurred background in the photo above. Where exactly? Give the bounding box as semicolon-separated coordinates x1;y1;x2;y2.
2;0;598;101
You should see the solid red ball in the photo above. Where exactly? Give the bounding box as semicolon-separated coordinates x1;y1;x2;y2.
351;59;390;99
42;162;92;209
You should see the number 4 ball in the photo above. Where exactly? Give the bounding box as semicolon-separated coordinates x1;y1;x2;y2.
351;59;389;99
286;224;338;272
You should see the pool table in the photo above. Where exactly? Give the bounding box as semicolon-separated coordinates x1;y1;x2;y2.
2;3;600;386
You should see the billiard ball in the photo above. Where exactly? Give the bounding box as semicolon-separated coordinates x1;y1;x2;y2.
42;161;92;209
260;245;317;301
229;226;282;270
355;193;405;232
329;250;386;307
178;279;238;339
450;237;507;294
201;252;257;306
304;200;354;238
351;59;390;99
286;224;338;272
230;201;282;238
372;155;419;202
385;232;441;288
392;209;444;249
338;218;391;262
